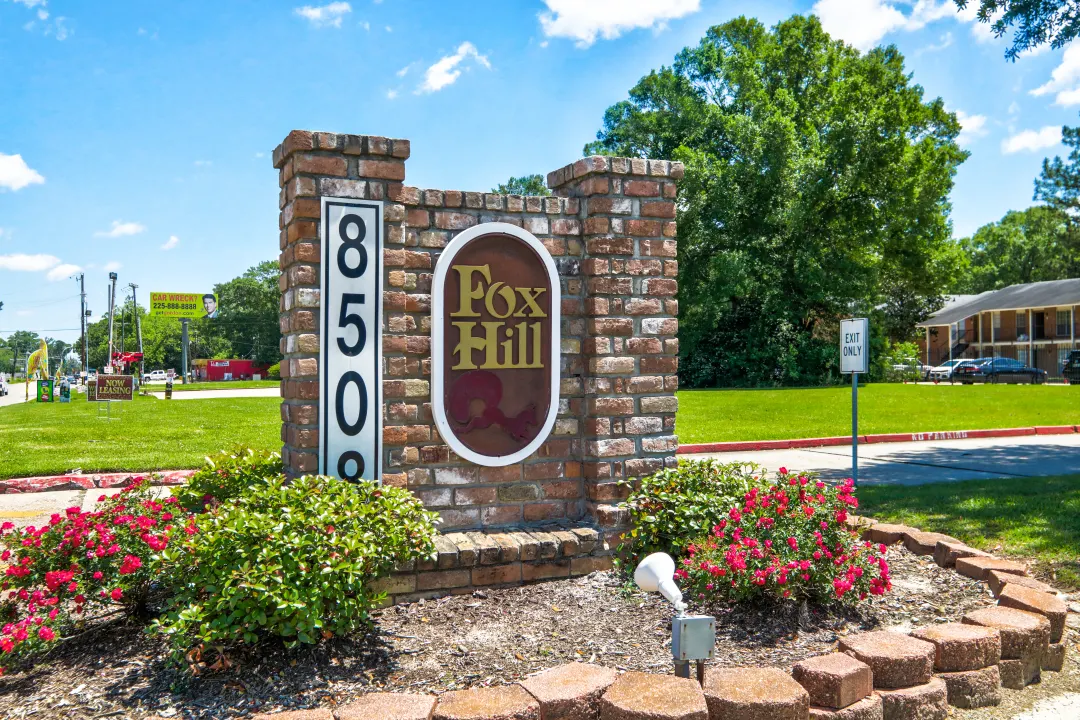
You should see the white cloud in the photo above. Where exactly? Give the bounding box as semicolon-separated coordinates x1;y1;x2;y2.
15;309;32;317
918;31;953;54
294;2;351;28
539;0;700;47
813;0;906;51
360;20;369;31
0;253;59;272
955;110;989;146
254;151;265;158
193;159;212;166
103;261;122;272
0;153;45;191
45;16;69;40
1001;126;1062;154
161;235;179;251
416;42;491;94
94;220;146;238
46;262;80;281
396;64;411;77
10;0;47;8
386;89;399;99
1032;44;1080;106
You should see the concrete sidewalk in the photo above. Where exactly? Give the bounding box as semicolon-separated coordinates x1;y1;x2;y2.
150;387;279;400
0;485;173;529
683;433;1080;485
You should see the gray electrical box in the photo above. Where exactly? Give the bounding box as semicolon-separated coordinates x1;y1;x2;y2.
671;615;716;661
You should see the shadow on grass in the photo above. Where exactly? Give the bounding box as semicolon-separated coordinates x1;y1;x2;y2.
858;474;1080;588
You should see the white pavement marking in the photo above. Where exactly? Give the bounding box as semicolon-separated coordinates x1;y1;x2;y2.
1012;692;1080;720
683;434;1080;486
150;388;279;400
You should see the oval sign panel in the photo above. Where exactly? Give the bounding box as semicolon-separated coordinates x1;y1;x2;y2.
433;222;561;467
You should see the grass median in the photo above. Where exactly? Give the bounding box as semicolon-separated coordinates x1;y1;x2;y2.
677;384;1080;444
143;379;279;392
0;394;280;479
859;475;1080;590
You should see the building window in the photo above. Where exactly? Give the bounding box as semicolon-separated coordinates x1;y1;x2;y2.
993;312;1001;330
1058;310;1071;336
1018;348;1029;366
1059;347;1071;373
1016;311;1028;340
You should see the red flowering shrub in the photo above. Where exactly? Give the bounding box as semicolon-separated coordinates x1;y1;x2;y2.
679;469;891;604
0;477;192;670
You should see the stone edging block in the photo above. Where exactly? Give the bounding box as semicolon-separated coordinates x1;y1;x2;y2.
702;666;810;719
838;632;935;689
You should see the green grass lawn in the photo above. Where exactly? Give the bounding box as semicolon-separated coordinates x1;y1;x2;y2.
0;395;281;479
677;384;1080;444
859;475;1080;590
143;379;280;392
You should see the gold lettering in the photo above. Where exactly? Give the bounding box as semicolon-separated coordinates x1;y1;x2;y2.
484;282;517;319
514;288;547;317
451;265;491;318
452;322;485;369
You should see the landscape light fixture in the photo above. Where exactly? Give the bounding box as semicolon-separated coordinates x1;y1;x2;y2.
634;552;716;684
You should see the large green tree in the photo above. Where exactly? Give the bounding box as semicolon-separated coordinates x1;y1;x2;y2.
492;174;550;196
207;260;282;366
955;1;1080;59
586;15;967;387
952;206;1080;293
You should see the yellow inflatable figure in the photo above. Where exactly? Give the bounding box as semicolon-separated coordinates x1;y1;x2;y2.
25;340;48;400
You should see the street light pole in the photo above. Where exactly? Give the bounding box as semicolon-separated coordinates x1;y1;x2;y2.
129;283;144;380
107;273;118;373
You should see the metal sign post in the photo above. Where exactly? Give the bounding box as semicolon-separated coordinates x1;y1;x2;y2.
840;318;869;487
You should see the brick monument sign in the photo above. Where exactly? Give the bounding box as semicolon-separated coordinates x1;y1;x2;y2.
274;130;680;598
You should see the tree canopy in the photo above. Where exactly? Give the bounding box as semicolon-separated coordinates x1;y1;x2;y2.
951;206;1080;293
955;0;1080;59
587;15;967;387
492;174;550;196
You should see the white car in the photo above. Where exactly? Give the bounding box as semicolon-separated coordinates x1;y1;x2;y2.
928;359;975;381
0;376;7;397
143;369;168;382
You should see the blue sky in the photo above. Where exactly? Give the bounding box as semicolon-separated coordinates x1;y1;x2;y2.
2;0;1078;343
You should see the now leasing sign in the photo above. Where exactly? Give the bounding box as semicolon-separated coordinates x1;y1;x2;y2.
433;223;561;467
840;318;869;374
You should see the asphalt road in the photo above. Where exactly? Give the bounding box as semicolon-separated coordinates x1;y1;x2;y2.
0;383;31;408
683;434;1080;486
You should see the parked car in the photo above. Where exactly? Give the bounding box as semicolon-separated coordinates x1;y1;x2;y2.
143;369;168;382
928;359;976;381
955;357;1047;384
890;358;932;379
1063;350;1080;384
0;376;7;397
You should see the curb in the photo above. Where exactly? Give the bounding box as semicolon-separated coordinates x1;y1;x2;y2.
0;470;195;494
678;425;1079;455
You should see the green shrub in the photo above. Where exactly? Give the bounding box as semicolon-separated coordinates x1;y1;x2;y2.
172;448;283;513
266;362;281;380
621;460;766;559
156;474;439;652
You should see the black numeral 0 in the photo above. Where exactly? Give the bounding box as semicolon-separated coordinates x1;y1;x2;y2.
335;370;368;436
337;450;365;483
337;214;369;278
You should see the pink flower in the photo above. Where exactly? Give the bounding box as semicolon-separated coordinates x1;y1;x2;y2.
118;555;142;575
92;571;103;581
37;626;55;641
110;588;123;602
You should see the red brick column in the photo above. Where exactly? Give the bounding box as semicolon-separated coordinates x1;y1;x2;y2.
548;157;681;528
273;130;409;477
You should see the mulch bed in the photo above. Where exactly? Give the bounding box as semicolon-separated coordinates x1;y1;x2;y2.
0;546;996;719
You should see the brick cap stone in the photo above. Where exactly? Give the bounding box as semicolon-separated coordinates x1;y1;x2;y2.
987;570;1053;598
954;556;1027;581
599;671;707;720
838;632;935;689
1043;642;1066;672
518;662;618;720
910;623;1001;672
251;710;334;720
902;531;959;556
933;541;990;568
792;653;874;709
866;524;916;546
962;606;1051;660
434;685;540;720
936;665;1001;709
808;694;883;720
997;583;1068;642
998;657;1041;689
875;678;947;720
336;693;437;720
703;666;810;719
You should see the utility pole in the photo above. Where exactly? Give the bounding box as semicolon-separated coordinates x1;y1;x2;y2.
107;273;118;373
129;283;144;380
76;273;88;377
180;318;190;384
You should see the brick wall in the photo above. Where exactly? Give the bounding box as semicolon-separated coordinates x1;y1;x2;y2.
274;130;680;532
